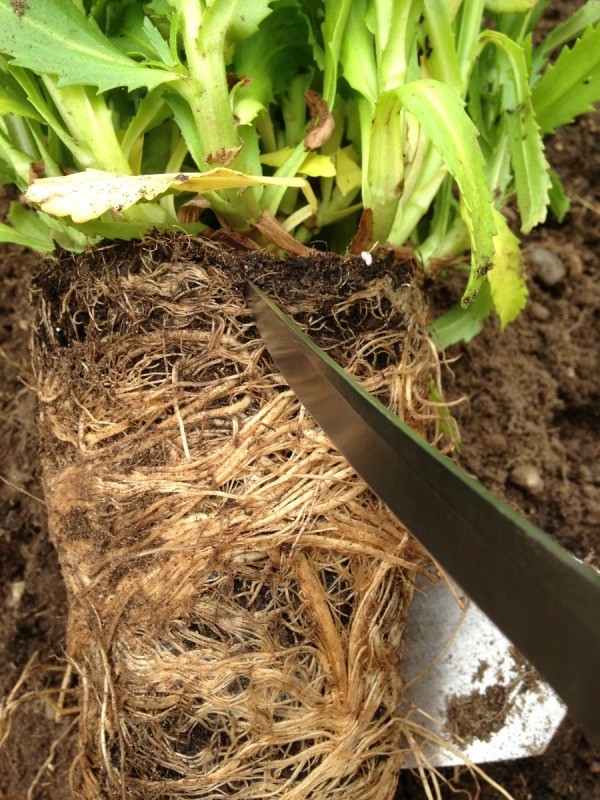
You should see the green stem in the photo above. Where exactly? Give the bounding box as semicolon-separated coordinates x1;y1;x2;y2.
178;0;240;160
41;78;130;172
283;75;310;147
423;0;462;92
419;214;470;264
485;134;510;202
262;142;306;217
377;0;423;91
455;0;486;92
317;199;362;228
364;91;405;243
3;115;38;160
165;134;189;173
175;0;260;223
416;175;454;259
255;111;277;153
388;145;446;245
121;93;169;166
0;125;35;187
10;68;93;169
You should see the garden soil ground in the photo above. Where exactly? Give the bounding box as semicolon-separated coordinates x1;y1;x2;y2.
1;119;598;800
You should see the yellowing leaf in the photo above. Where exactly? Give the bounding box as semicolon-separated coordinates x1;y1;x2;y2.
335;146;362;196
260;147;293;168
299;153;336;178
487;209;528;330
25;168;316;223
26;171;173;223
260;148;336;177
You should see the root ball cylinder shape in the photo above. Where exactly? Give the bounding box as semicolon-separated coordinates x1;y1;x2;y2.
33;237;441;799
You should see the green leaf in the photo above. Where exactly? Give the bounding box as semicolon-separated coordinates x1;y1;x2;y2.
34;209;91;251
374;0;423;90
0;86;42;121
429;279;494;349
429;377;461;451
422;0;462;92
479;31;550;232
111;5;175;66
485;0;536;12
200;0;275;47
366;90;405;241
0;202;89;252
531;1;600;78
487;209;528;329
146;0;174;19
339;0;378;105
532;24;600;133
0;129;33;187
548;170;570;222
322;0;353;106
397;79;497;304
233;1;313;125
163;91;206;170
73;216;166;241
0;0;180;92
140;122;177;173
0;214;54;252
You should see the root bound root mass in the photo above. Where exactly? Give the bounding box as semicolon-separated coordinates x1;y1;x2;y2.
33;236;443;799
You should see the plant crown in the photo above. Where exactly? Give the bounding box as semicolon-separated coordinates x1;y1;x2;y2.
1;0;599;342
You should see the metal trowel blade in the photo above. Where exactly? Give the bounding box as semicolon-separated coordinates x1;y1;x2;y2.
401;576;566;767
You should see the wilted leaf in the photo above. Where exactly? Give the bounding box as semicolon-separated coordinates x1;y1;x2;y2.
25;168;317;223
304;89;335;150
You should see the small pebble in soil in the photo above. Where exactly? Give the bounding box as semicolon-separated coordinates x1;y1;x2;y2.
528;247;566;287
529;301;551;321
509;464;545;495
8;580;26;609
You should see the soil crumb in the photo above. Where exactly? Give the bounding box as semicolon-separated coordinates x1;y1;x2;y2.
446;685;510;744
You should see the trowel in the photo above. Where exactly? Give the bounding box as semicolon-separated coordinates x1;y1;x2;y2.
247;282;600;762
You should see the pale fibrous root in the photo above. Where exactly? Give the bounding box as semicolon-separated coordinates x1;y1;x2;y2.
33;236;446;799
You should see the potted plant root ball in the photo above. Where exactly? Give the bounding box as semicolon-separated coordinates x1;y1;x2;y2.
2;1;598;797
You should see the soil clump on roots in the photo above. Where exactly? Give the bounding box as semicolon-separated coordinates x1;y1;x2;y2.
31;236;441;799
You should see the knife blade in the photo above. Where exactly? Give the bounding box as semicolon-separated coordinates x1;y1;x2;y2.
246;280;600;747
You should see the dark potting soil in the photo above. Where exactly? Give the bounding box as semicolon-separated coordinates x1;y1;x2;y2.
1;115;598;800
